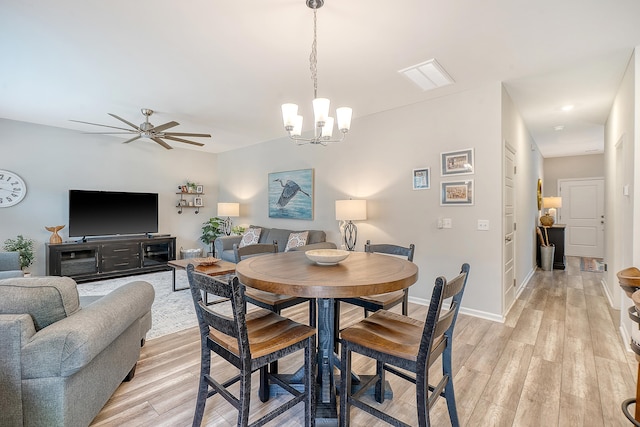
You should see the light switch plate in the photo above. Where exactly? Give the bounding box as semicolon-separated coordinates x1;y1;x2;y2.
477;220;489;231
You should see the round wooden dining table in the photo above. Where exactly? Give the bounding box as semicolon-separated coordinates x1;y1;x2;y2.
235;250;418;422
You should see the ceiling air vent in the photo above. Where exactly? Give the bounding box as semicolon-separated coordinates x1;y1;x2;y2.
399;58;454;91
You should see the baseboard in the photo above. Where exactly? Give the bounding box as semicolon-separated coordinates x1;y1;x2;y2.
408;296;503;323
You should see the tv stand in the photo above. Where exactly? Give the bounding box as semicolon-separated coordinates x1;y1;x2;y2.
46;236;176;283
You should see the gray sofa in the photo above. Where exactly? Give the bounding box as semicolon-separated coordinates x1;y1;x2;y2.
0;251;24;279
214;226;336;262
0;276;154;427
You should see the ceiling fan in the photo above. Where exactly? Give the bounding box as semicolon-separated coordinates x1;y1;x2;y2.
70;108;211;150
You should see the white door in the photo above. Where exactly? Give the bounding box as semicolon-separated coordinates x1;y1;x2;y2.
558;178;604;257
503;143;516;312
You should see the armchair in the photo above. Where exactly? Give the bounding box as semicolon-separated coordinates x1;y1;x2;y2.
0;276;154;427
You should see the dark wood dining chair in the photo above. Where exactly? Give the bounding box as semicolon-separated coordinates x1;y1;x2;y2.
234;241;316;379
234;242;316;328
339;263;470;427
334;240;415;352
186;264;316;427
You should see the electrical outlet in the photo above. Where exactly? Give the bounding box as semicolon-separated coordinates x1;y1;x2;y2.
442;218;452;229
477;220;489;231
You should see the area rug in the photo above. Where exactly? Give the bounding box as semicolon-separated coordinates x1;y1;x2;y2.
580;257;606;272
77;270;203;340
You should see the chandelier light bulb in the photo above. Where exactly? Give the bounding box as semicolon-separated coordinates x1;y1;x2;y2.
321;117;334;138
281;103;299;130
313;98;330;126
336;107;352;132
292;115;304;136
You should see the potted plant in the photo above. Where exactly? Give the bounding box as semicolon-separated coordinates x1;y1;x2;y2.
201;217;224;257
4;235;35;273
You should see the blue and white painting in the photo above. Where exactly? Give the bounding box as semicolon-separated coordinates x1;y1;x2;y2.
268;169;314;220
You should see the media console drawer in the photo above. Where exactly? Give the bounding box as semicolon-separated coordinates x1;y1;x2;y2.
101;243;140;257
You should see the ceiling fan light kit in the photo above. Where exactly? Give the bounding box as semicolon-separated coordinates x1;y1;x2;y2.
71;108;211;150
280;0;353;146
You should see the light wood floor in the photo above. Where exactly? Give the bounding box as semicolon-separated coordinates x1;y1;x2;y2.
91;257;637;426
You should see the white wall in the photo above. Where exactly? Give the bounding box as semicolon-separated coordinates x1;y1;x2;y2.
0;119;219;276
604;49;636;338
502;86;544;311
218;82;507;318
544;154;605;196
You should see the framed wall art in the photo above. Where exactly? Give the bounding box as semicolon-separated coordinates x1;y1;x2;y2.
412;167;430;190
194;197;203;207
441;148;474;176
196;185;204;194
441;180;474;206
268;168;314;220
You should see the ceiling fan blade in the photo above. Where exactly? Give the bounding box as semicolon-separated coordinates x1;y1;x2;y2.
69;119;135;132
81;131;139;134
151;137;173;150
162;135;205;146
162;132;211;138
122;135;142;144
108;113;140;130
152;121;180;132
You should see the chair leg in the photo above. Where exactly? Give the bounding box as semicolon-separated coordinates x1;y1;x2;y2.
415;368;430;427
375;360;385;403
309;298;317;328
259;366;270;402
340;341;352;427
270;309;281;374
334;300;340;354
305;336;316;427
238;368;252;427
443;343;460;426
402;290;409;316
192;347;210;427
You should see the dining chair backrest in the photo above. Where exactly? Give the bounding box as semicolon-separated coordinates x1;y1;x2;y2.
186;264;247;354
364;240;415;262
233;241;278;263
419;263;470;366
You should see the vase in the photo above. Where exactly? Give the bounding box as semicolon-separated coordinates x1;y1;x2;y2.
540;244;555;271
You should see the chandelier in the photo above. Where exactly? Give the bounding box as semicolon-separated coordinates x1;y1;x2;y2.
281;0;352;145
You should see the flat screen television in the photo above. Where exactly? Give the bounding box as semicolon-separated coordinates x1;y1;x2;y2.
68;190;159;238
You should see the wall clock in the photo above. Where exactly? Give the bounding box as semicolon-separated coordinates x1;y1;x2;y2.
0;170;27;207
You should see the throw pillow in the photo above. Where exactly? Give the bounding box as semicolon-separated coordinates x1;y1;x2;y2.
284;231;309;252
239;227;262;248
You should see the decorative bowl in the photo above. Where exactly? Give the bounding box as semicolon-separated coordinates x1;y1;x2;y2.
305;249;350;265
193;257;220;266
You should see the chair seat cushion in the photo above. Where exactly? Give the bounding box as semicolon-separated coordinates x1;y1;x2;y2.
340;310;443;362
0;277;80;330
209;309;315;359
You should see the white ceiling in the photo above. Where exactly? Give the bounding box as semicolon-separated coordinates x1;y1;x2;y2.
1;0;639;157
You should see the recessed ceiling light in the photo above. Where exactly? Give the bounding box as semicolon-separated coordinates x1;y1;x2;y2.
561;105;574;112
399;59;454;91
554;125;564;131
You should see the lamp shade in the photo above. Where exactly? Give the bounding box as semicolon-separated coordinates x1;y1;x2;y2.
542;197;562;209
335;199;367;221
217;202;239;217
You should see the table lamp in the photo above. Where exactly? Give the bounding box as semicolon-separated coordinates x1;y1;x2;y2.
217;202;240;235
335;199;367;251
541;197;562;226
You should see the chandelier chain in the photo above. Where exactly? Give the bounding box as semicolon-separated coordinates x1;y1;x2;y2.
310;9;318;99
